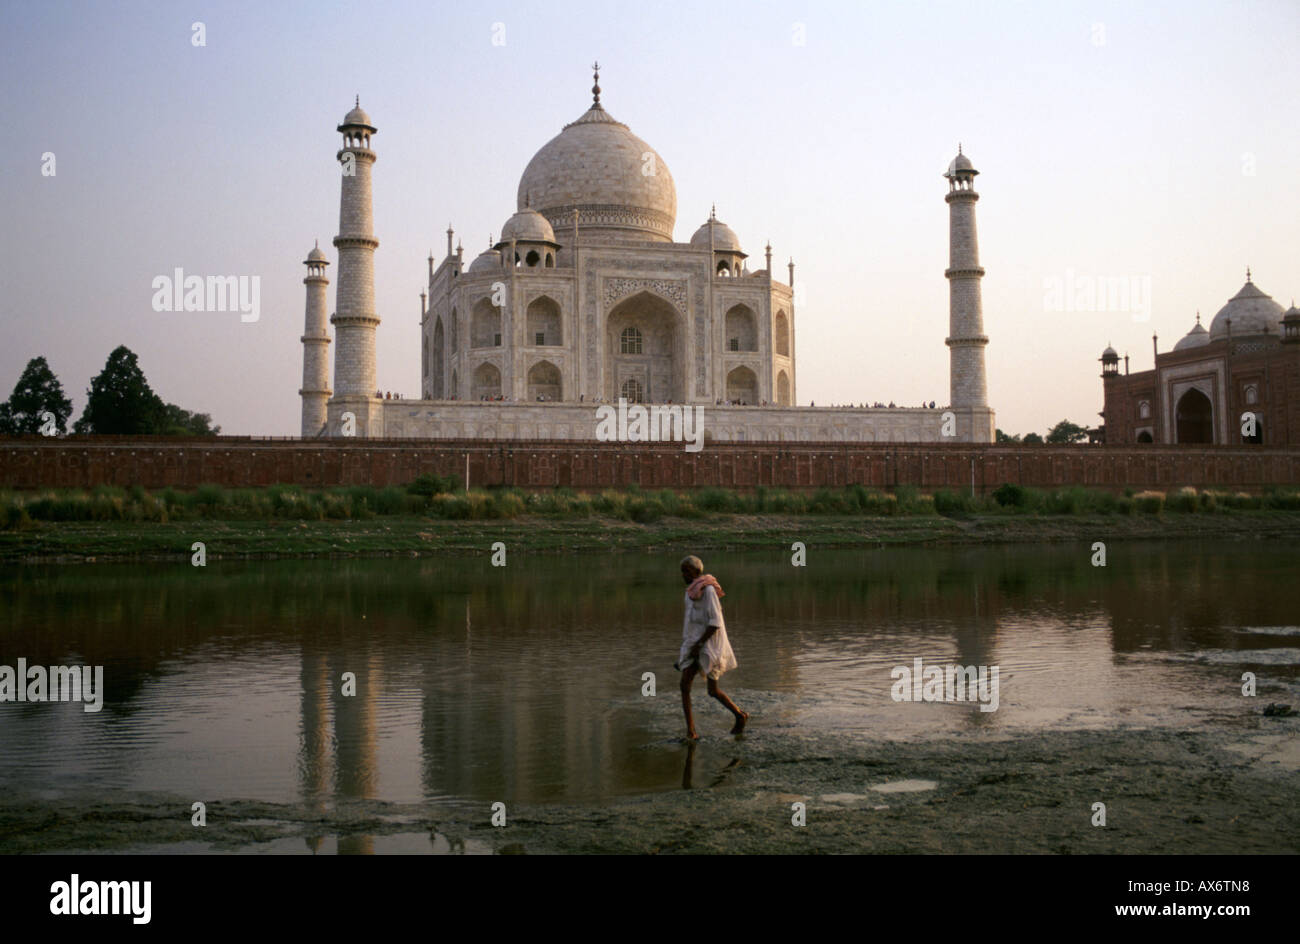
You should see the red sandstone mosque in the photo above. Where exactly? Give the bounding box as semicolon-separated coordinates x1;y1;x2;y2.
1099;271;1300;445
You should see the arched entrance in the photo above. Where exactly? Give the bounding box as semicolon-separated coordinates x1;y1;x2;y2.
726;366;758;404
606;291;684;402
1175;389;1213;443
527;360;562;401
1136;430;1153;443
431;318;445;399
472;362;501;400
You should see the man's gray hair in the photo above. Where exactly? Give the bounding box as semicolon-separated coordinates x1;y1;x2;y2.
680;555;704;574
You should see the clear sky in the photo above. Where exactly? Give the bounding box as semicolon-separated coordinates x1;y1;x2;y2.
2;0;1297;437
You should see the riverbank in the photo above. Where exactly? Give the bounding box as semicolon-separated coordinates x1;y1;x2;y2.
3;509;1300;564
4;715;1295;854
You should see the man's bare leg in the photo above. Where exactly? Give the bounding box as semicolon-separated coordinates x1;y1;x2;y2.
706;677;748;733
680;664;700;740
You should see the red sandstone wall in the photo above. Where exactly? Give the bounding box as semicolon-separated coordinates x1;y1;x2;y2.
3;436;1300;493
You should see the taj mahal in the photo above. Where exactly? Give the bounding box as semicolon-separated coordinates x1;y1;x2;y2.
298;68;996;444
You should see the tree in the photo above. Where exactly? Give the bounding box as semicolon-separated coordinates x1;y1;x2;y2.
995;428;1021;443
73;346;220;436
1022;432;1044;444
0;356;73;434
158;402;220;436
1046;419;1089;444
73;346;167;434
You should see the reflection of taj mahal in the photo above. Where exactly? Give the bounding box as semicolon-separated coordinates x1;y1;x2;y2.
300;68;995;443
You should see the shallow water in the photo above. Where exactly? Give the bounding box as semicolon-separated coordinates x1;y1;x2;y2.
1;541;1297;813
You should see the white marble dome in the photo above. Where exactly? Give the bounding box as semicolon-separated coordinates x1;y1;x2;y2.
690;217;743;253
305;245;328;263
1208;278;1285;340
340;100;374;130
1173;315;1211;351
516;100;676;243
467;248;502;275
499;208;556;245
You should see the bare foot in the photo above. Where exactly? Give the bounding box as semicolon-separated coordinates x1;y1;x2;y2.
729;711;749;735
684;730;700;742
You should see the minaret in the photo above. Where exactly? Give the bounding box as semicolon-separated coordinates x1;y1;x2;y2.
329;98;380;432
299;242;331;437
944;146;992;441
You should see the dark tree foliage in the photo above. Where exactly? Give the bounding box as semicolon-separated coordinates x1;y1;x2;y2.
72;345;220;435
1045;419;1089;444
0;356;74;434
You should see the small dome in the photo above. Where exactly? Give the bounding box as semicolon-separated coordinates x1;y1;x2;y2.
1285;303;1300;320
690;217;744;253
1208;277;1285;340
306;245;328;263
945;149;977;178
1173;317;1211;351
498;208;556;245
339;98;375;131
467;248;502;275
1101;345;1118;359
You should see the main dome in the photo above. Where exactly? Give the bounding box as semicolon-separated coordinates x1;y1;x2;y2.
516;95;676;244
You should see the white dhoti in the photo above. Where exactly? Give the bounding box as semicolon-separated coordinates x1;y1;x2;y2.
678;585;737;680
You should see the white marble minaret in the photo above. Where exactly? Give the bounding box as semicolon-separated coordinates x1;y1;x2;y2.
329;98;381;436
944;146;994;442
298;242;331;437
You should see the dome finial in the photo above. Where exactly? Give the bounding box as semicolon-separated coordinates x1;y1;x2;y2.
1246;265;1252;281
710;203;716;220
958;142;962;154
591;61;601;107
1196;311;1201;325
355;94;359;108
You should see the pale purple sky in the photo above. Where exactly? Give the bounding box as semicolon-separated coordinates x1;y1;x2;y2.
2;0;1297;436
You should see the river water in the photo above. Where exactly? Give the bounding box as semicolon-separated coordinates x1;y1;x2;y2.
2;542;1298;816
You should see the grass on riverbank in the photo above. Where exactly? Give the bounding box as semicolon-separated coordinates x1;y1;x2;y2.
4;480;1300;530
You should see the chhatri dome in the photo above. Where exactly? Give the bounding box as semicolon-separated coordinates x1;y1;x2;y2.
515;64;676;243
1208;270;1285;340
1173;312;1211;351
690;210;744;254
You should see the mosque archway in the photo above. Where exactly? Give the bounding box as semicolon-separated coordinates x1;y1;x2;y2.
1175;389;1213;443
1136;430;1153;443
775;310;790;357
606;291;684;402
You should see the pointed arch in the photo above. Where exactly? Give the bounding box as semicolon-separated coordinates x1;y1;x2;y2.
726;366;758;404
725;304;758;352
472;362;502;400
527;359;562;401
774;310;790;357
527;295;562;346
431;317;445;398
471;297;501;348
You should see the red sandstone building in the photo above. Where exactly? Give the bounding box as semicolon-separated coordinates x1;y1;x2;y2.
1100;274;1300;445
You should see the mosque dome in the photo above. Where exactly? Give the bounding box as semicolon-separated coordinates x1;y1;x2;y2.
690;216;744;254
467;248;502;275
499;208;557;245
305;244;328;263
1173;315;1210;351
1208;276;1285;340
1101;344;1118;359
516;77;676;243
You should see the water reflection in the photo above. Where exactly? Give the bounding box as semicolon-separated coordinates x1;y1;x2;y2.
1;541;1297;823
